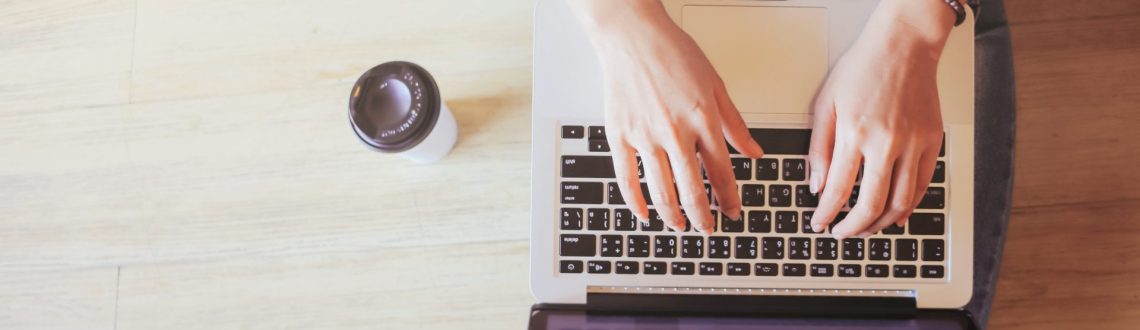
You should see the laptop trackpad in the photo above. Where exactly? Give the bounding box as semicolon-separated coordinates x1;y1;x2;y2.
682;6;829;115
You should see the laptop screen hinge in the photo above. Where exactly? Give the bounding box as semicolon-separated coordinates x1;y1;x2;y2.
585;286;917;318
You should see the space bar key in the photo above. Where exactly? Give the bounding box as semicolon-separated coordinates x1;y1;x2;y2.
561;156;616;178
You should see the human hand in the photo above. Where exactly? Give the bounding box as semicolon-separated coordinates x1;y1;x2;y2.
807;0;956;238
569;0;764;233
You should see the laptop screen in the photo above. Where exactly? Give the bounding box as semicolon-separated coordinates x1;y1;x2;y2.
530;309;973;330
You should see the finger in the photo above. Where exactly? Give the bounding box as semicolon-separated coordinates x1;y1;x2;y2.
900;146;942;226
609;137;649;221
640;147;685;231
666;142;714;233
860;153;919;236
698;125;743;222
715;83;763;159
833;153;895;238
809;143;861;234
807;86;836;194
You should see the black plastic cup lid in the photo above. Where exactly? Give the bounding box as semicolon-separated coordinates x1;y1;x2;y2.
349;61;441;152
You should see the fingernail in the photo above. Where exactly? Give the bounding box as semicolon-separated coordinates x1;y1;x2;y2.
812;224;823;233
856;231;873;238
809;174;820;194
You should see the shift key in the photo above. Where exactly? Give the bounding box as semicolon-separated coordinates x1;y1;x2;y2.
562;182;604;204
560;234;597;257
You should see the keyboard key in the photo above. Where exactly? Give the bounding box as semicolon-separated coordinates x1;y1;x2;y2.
882;223;905;235
627;235;650;257
721;213;744;233
644;261;667;275
795;185;819;208
762;237;785;259
560;156;616;179
933;161;946;183
866;264;889;278
769;185;792;207
789;237;811;260
641;210;665;231
749;128;811;155
756;158;779;181
561;182;604;204
607;183;625;205
893;265;917;278
600;235;622;257
587;208;610;230
735;237;758;259
742;184;766;207
640;183;653;205
783;263;806;277
828;212;848;233
909;213;946;235
869;238;892;261
921;265;945;278
681;236;705;258
731;158;753;180
811;264;834;277
842;238;865;260
848;186;860;208
775;211;798;233
704;183;713;204
700;262;724;275
561;125;584;139
616;261;639;274
708;236;732;259
559;234;596;257
614;209;637;231
838;264;862;277
815;238;838;260
588;139;610;152
923;239;945;261
897;239;918;261
917;187;946;209
748;211;773;233
560;208;583;230
801;212;820;233
755;263;779;276
587;260;611;274
654;236;678;258
589;126;606;139
782;159;806;181
728;263;751;276
672;262;695;275
560;260;583;273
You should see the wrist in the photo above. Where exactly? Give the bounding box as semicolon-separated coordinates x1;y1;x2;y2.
860;0;955;61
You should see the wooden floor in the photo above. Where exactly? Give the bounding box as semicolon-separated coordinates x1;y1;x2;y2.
0;0;1137;329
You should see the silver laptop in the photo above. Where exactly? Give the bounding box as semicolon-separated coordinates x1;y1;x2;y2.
530;0;975;325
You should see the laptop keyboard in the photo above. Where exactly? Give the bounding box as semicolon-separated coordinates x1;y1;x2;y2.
556;125;949;281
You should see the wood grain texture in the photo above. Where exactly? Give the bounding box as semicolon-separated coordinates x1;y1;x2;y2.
1;0;1138;329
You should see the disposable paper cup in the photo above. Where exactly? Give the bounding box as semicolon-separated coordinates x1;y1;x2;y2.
348;61;457;163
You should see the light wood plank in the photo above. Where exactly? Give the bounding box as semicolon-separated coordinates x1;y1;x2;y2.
0;268;119;329
115;240;532;330
129;0;533;103
0;0;135;112
0;82;531;272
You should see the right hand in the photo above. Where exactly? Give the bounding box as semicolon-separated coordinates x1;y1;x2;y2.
570;0;764;233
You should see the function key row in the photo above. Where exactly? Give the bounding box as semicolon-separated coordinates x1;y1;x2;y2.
562;126;947;158
559;234;946;262
559;260;944;279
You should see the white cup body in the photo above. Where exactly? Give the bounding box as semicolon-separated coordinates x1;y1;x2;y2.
399;102;457;164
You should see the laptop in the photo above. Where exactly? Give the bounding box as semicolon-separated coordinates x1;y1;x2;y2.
530;0;976;328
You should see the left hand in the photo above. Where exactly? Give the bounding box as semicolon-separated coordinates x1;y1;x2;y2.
807;0;955;238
